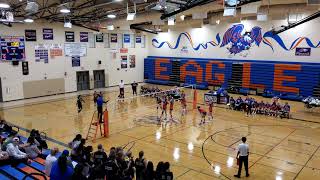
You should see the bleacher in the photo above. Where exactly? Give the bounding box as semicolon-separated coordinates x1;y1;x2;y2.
0;130;62;180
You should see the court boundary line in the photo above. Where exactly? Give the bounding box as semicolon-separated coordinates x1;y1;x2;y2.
201;124;320;179
293;145;320;180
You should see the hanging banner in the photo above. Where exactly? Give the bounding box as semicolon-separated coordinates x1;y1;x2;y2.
129;55;136;68
64;43;87;57
35;44;49;63
50;44;63;58
1;36;25;61
123;34;130;43
111;33;117;43
96;34;104;42
25;30;37;41
80;32;89;42
121;55;128;69
65;31;75;42
136;35;141;43
43;28;53;40
72;56;80;67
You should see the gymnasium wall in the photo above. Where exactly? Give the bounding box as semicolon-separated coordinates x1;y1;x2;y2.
0;22;147;101
145;20;320;98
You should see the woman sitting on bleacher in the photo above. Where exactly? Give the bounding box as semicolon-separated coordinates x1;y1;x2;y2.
6;137;29;166
30;129;48;150
24;136;45;159
69;134;82;156
71;138;86;162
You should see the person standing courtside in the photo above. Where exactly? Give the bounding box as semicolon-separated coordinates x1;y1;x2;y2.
119;80;125;99
131;81;138;96
234;137;249;178
96;94;109;123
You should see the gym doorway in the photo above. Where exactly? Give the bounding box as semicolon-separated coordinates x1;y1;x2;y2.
77;71;90;91
93;70;105;89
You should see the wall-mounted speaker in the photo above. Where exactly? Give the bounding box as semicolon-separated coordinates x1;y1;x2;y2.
98;60;102;64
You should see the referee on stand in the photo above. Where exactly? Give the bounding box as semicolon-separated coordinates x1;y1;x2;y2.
96;94;108;123
234;137;250;178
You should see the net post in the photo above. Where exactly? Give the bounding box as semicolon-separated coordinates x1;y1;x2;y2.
193;84;197;109
103;108;109;137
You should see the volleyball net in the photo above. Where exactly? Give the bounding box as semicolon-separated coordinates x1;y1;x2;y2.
107;84;197;113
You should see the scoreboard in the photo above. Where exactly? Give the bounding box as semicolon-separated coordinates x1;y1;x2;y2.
0;36;25;61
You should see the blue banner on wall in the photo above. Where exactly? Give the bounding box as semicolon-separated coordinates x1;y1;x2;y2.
124;34;130;43
295;47;311;56
136;35;141;43
72;56;80;67
43;28;53;40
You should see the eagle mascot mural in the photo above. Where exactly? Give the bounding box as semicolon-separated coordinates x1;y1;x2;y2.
220;24;263;56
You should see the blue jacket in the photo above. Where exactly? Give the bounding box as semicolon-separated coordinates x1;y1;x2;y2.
97;97;104;107
50;161;74;180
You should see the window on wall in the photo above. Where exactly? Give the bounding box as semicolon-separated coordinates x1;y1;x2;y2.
104;33;110;48
88;32;95;48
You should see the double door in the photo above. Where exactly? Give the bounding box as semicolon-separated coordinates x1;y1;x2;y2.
77;71;90;91
94;70;105;89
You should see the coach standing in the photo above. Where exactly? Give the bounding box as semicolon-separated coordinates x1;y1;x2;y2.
119;80;125;98
234;137;249;178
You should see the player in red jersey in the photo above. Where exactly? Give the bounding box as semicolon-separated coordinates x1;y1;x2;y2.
169;96;174;120
208;99;214;120
160;96;168;121
180;91;187;116
197;106;207;125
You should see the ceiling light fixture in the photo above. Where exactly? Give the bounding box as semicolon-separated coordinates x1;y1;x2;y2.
180;15;185;21
127;2;136;21
107;24;114;30
127;13;135;20
107;14;116;19
24;18;34;23
0;2;10;9
64;22;72;28
60;7;70;14
168;17;175;26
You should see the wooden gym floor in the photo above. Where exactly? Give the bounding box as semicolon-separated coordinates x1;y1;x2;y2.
1;84;320;180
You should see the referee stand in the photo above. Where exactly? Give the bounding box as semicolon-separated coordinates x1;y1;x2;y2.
86;107;109;142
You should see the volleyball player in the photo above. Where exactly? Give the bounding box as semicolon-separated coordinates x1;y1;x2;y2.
169;96;174;121
93;91;98;106
180;91;187;116
208;99;214;120
160;96;168;121
77;95;85;113
197;106;207;125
